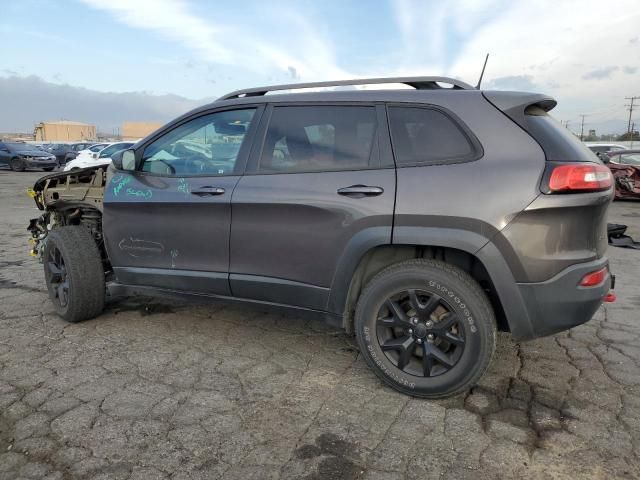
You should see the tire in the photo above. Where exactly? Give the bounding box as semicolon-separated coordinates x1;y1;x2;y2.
354;259;496;398
10;157;25;172
43;167;54;172
43;226;105;322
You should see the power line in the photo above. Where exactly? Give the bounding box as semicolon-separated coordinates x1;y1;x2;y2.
579;114;588;141
625;96;639;134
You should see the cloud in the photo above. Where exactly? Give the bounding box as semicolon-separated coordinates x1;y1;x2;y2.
623;65;638;74
391;0;506;73
0;75;206;133
485;75;537;91
287;66;299;80
582;66;619;80
79;0;348;80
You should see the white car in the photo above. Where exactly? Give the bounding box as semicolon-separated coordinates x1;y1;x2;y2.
584;142;628;157
75;143;110;157
64;142;135;171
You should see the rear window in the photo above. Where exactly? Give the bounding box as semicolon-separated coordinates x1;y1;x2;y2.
388;106;478;166
520;106;598;162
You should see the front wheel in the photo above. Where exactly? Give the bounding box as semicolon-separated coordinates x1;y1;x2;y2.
10;157;25;172
43;226;105;322
355;259;496;398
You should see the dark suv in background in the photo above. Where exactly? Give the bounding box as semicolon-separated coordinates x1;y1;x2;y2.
27;77;614;398
48;142;95;166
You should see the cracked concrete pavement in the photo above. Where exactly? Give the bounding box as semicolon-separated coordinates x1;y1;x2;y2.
1;170;639;479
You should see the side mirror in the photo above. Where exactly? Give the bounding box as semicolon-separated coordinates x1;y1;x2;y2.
112;149;138;171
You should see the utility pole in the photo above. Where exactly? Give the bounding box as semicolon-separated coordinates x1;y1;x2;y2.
625;96;639;134
579;114;587;141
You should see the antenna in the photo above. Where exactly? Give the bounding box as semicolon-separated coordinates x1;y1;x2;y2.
475;53;489;90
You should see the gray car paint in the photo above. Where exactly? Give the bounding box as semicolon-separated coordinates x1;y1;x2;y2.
229;168;396;309
103;172;241;296
97;87;612;341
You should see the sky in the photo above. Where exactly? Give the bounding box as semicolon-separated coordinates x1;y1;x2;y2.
1;0;639;134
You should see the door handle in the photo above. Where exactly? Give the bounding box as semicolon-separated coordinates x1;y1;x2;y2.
191;186;225;196
337;185;384;197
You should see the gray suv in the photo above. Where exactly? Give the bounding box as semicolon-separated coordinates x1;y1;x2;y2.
27;77;615;398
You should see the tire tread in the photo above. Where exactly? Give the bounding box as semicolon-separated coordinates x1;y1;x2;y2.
45;226;105;322
355;258;497;398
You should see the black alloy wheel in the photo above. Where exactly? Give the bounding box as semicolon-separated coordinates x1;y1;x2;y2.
46;246;70;308
377;289;465;377
355;259;496;398
43;226;106;322
10;157;25;172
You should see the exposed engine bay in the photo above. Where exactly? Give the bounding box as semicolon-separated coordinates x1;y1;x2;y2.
27;166;109;269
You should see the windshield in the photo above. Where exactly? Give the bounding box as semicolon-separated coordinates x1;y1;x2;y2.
613;153;640;166
99;143;134;157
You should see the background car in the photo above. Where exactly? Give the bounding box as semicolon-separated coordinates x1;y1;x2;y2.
585;142;628;159
604;150;640;199
49;142;96;166
63;141;135;171
0;141;58;171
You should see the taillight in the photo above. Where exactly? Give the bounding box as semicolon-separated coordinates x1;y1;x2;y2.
579;267;608;287
547;163;612;192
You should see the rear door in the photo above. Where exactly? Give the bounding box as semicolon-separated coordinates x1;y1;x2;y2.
229;103;395;310
103;106;262;295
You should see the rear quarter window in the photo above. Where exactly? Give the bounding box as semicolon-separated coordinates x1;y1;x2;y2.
387;106;481;166
520;106;598;162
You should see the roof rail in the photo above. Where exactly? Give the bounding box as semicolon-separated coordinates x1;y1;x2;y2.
217;76;474;101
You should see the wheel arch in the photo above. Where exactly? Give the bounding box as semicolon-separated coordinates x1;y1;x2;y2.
328;226;535;340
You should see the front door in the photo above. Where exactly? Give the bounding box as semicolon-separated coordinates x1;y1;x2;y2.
229;104;396;310
104;106;261;295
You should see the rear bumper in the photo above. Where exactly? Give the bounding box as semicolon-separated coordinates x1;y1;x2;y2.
516;257;611;340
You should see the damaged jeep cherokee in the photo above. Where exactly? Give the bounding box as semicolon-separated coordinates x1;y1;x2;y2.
28;77;615;398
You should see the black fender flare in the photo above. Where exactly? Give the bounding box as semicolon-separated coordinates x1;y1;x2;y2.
327;225;535;341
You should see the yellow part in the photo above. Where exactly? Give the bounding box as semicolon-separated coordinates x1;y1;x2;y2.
29;249;38;257
28;238;36;245
26;188;36;198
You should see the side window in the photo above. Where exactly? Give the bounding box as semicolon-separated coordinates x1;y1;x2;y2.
142;109;256;176
259;106;377;173
388;106;478;166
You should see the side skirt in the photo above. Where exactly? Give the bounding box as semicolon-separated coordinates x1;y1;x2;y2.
106;282;344;329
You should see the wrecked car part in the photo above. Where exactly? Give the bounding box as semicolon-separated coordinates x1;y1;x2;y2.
27;166;109;267
607;223;640;249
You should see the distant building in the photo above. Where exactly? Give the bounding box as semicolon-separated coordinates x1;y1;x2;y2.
588;129;596;137
34;121;96;142
122;122;163;141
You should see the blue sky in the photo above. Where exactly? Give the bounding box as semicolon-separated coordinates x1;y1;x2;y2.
2;0;640;133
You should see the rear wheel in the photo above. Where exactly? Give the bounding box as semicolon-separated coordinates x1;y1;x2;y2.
43;167;54;171
10;157;25;172
355;259;496;398
43;226;105;322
